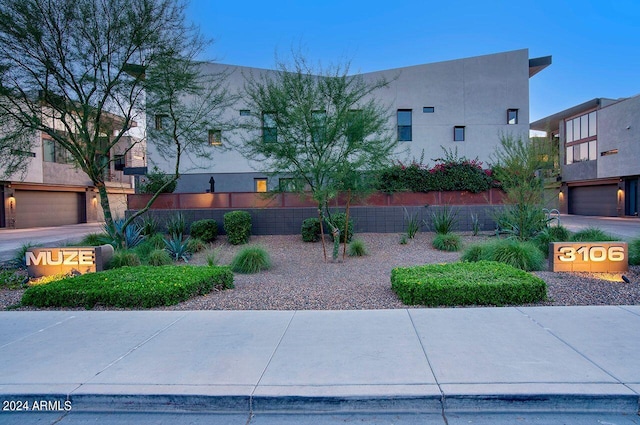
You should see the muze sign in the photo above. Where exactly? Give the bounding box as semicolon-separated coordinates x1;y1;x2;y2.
549;242;628;273
26;245;114;278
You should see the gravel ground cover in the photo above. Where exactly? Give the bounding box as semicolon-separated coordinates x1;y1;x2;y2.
2;232;639;310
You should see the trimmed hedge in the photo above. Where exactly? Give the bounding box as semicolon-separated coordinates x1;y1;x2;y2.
190;219;218;242
301;218;321;242
224;211;252;245
21;265;234;309
391;261;547;307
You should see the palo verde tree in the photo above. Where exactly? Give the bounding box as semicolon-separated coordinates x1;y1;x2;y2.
0;0;225;241
238;53;396;260
491;133;556;241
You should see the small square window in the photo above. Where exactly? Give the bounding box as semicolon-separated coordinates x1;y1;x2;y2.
454;126;465;141
208;129;222;146
255;178;267;193
507;109;518;125
240;109;251;116
155;114;168;130
423;106;435;113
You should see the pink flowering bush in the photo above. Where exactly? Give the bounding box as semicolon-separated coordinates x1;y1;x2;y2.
376;148;496;193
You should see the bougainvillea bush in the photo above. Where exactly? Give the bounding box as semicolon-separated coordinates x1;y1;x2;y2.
375;148;496;193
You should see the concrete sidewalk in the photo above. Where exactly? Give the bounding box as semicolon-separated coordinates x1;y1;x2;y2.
0;307;638;423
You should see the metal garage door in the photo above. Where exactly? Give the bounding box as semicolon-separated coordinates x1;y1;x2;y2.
568;185;618;217
15;190;83;228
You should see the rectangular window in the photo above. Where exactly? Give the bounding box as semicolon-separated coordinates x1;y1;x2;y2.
311;110;326;144
507;109;518;125
262;112;277;143
114;154;126;171
397;110;412;141
208;129;222;146
566;119;573;143
239;109;251;116
43;138;55;162
573;119;581;141
154;114;168;130
588;111;597;137
588;140;597;160
422;106;435;113
566;146;573;164
580;115;589;140
454;126;465;142
255;178;267;193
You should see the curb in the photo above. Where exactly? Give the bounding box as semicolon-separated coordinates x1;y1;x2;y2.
2;393;638;416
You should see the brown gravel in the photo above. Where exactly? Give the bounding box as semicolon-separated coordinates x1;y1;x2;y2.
3;233;639;311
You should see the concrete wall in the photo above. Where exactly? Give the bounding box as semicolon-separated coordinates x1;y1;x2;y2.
597;95;640;179
129;205;503;236
148;50;533;194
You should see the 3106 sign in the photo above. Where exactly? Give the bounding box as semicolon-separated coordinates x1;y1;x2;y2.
550;242;628;272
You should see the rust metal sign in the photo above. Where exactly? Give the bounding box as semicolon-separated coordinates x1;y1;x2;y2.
549;242;628;273
26;245;114;278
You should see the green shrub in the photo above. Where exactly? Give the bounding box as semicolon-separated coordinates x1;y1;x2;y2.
80;233;109;246
224;211;252;245
190;219;218;242
570;227;616;242
399;234;409;245
429;205;458;235
139;215;160;236
301;218;321;242
403;207;421;239
165;212;187;240
462;239;545;272
206;249;219;267
533;225;572;256
470;213;480;236
432;233;462;252
21;265;234;309
164;235;190;262
347;239;368;257
391;261;547;307
460;244;487;262
187;238;207;253
327;212;353;243
629;238;640;266
231;246;271;274
139;166;177;194
147;249;173;266
494;204;548;241
146;233;166;249
108;250;141;269
0;269;28;289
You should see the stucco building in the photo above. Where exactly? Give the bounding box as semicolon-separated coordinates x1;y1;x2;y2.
147;49;551;194
531;94;640;217
1;129;142;229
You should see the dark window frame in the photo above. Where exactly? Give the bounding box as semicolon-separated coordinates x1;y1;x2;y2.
397;109;412;142
262;112;277;143
422;106;435;113
507;109;518;125
208;129;222;146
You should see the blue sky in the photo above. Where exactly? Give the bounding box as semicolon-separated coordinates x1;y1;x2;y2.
185;0;640;122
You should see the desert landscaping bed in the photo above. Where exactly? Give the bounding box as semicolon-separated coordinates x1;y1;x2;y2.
2;233;639;311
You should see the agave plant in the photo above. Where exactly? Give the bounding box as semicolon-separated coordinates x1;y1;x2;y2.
164;235;191;262
102;218;145;249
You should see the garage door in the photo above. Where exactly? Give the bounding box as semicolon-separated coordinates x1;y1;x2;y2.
569;185;617;216
15;190;84;228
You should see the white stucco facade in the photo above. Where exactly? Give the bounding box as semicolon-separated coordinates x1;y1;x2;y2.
147;49;547;193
